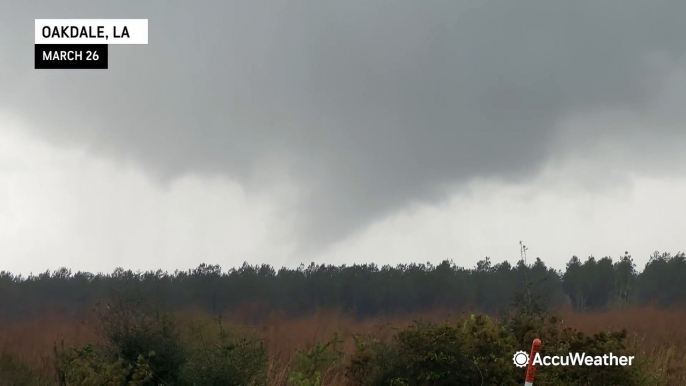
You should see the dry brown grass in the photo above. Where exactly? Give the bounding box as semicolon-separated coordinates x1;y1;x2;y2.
560;307;686;384
0;313;100;378
1;307;685;384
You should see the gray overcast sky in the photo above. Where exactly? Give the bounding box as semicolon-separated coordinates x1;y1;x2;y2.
1;1;685;274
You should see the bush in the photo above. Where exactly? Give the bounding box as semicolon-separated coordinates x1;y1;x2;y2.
54;294;272;385
179;317;267;386
55;343;154;386
347;316;519;386
288;333;343;386
346;310;663;386
99;295;186;385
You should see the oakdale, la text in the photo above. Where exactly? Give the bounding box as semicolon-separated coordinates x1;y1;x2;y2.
41;25;130;40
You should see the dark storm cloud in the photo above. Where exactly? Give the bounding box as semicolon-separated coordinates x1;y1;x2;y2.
2;1;686;247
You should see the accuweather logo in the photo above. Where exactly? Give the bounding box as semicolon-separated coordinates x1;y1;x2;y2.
512;351;635;367
513;350;530;368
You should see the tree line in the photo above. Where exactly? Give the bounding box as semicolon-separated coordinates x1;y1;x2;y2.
0;251;684;321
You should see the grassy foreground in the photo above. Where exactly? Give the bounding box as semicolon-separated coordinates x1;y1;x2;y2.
1;301;685;385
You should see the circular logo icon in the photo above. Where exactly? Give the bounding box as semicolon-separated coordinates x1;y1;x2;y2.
513;350;529;368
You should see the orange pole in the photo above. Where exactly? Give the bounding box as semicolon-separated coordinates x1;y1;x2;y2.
524;338;541;386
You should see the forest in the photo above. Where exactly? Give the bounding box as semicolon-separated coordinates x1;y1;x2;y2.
1;251;684;321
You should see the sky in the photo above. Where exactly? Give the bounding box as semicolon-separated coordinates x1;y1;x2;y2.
1;0;685;275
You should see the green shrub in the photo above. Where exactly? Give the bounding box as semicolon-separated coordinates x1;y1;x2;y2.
347;317;519;386
347;332;398;384
288;333;343;386
346;310;663;386
53;295;273;385
179;317;267;386
55;343;154;386
99;295;186;385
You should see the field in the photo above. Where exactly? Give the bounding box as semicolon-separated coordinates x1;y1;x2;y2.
1;306;685;385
